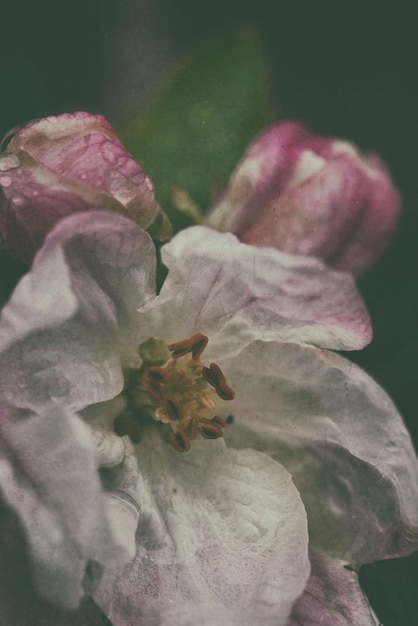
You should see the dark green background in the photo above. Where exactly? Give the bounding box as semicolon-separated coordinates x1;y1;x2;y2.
2;1;418;624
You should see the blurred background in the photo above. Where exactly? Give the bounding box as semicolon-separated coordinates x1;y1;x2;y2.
2;1;418;623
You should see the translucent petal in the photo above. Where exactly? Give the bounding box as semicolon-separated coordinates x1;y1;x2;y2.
95;432;309;626
0;402;134;608
139;226;371;360
221;341;418;565
0;210;156;411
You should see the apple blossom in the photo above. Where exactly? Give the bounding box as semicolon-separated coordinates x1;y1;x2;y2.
0;211;417;625
0;112;162;262
207;121;400;275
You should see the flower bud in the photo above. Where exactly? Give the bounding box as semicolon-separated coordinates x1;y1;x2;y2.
0;112;161;261
207;122;400;275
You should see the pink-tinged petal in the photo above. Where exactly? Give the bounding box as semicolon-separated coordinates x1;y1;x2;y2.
0;112;162;261
206;122;323;233
235;154;369;257
221;341;418;566
94;433;310;626
0;402;137;609
139;226;371;357
329;152;401;274
289;551;378;626
10;113;157;217
0;163;98;262
0;210;156;411
207;122;400;275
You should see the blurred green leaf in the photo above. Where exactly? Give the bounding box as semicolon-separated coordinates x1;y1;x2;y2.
122;28;276;233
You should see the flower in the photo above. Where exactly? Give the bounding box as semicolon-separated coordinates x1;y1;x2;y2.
0;211;417;625
0;112;162;262
207;121;400;275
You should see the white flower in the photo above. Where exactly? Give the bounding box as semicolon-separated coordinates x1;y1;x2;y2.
0;210;417;625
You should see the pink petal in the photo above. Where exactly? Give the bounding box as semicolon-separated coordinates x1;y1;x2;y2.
207;122;400;274
289;551;378;626
0;112;161;261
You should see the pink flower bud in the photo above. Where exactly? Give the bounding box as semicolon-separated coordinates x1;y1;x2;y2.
207;122;400;275
0;112;161;261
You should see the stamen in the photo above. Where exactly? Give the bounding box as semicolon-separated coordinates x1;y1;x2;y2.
191;334;209;360
207;362;224;382
170;430;191;452
202;363;235;400
121;334;234;451
143;379;164;402
200;418;224;439
180;415;199;440
168;334;208;360
165;398;183;421
211;415;227;428
214;379;235;401
202;366;218;388
146;366;168;383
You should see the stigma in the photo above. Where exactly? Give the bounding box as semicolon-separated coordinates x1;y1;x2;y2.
114;334;235;452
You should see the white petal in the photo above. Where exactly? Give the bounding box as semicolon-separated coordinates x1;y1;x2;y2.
95;431;310;626
0;210;156;411
0;496;109;625
139;226;371;359
221;341;418;566
0;401;136;608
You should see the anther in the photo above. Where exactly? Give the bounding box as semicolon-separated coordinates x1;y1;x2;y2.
202;366;218;388
200;417;224;439
146;366;168;383
208;363;223;381
214;379;235;401
143;379;164;402
191;334;209;360
165;398;183;421
170;430;191;452
180;415;199;440
202;363;235;401
211;415;227;428
168;334;208;360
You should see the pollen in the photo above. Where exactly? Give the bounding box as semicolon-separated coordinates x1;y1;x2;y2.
113;334;235;451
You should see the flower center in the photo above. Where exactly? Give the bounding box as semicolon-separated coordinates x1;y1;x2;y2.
113;334;234;452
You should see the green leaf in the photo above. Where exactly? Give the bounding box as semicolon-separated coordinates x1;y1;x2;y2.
122;29;277;233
